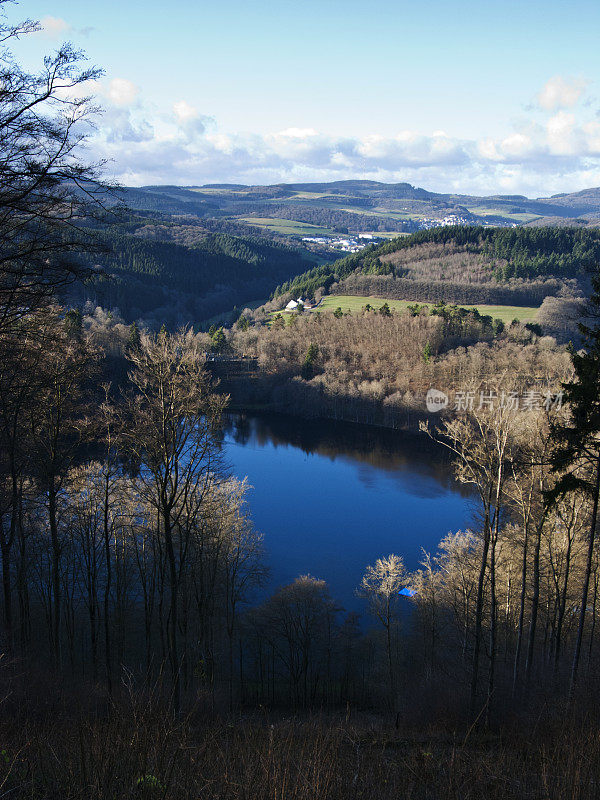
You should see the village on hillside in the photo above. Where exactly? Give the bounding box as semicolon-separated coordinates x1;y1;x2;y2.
301;233;380;253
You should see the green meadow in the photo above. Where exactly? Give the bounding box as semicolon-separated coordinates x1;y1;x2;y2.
236;217;335;236
274;295;539;323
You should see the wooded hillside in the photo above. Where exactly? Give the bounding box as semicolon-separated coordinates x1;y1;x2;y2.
74;214;319;325
273;226;599;306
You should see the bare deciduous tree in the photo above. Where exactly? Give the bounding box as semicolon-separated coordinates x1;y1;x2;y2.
0;1;112;332
122;328;227;713
358;554;406;709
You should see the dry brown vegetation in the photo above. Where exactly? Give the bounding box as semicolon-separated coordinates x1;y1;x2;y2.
229;310;572;427
380;242;500;284
1;680;600;799
335;273;565;307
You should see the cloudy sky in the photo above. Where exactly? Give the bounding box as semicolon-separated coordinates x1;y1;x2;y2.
13;0;600;196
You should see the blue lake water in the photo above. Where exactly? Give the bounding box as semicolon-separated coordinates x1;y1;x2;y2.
222;414;476;611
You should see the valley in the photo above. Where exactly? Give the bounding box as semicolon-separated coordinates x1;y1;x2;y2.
5;3;600;798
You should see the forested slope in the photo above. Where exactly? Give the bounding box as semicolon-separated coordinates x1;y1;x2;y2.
272;225;600;306
75;215;319;325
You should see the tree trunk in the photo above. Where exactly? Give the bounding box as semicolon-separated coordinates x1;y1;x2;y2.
163;509;180;714
103;471;113;696
588;569;599;665
386;608;396;711
470;519;491;720
89;594;98;682
48;476;61;668
554;532;573;676
513;523;529;693
486;527;498;726
525;521;543;683
16;488;30;655
0;520;13;648
569;455;600;698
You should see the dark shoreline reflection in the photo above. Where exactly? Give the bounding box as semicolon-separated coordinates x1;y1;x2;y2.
222;411;473;498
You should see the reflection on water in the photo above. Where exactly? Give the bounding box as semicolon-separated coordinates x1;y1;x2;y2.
223;413;472;492
221;412;475;611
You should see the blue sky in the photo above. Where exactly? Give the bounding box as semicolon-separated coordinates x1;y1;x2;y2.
11;0;600;195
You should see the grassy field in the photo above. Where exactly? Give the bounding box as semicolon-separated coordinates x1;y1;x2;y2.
284;295;540;323
288;191;337;200
236;217;335;236
240;215;407;239
464;204;542;223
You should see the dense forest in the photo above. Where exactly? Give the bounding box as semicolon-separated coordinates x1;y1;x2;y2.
273;225;600;305
61;210;599;332
71;214;321;325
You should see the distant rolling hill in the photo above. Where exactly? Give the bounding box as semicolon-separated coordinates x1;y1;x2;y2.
84;185;600;328
115;181;600;234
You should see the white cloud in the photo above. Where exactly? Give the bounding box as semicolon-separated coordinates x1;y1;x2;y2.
32;15;95;39
85;79;600;196
476;138;501;162
355;132;468;168
537;76;588;112
106;78;140;108
35;16;71;38
500;133;534;158
583;121;600;154
171;100;213;141
173;100;199;123
546;111;580;155
104;107;154;144
276;128;319;139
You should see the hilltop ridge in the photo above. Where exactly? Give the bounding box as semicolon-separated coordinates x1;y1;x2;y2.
107;182;600;247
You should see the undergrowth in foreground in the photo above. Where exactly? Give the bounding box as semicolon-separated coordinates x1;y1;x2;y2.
0;674;598;800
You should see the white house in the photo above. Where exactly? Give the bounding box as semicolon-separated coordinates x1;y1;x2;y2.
285;298;305;311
